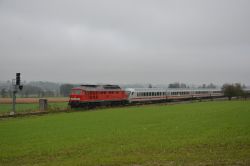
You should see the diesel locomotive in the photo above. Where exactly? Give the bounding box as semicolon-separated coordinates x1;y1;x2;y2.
69;85;128;108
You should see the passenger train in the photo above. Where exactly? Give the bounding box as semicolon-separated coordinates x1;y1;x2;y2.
126;88;222;103
69;84;226;108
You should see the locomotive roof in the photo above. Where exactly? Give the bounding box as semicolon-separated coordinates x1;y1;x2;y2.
73;84;122;91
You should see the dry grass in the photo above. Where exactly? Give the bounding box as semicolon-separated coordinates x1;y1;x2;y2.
0;97;68;104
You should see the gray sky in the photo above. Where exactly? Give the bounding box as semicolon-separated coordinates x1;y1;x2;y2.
0;0;250;85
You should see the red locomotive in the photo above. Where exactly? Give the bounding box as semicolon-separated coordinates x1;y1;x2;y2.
69;85;128;108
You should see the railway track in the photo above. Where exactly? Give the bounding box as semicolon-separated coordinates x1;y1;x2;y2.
0;97;230;119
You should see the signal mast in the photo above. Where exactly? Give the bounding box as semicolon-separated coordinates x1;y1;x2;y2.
10;73;23;115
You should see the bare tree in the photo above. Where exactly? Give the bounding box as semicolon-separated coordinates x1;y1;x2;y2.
222;83;244;100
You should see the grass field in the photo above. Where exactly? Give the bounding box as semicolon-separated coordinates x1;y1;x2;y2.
0;100;250;165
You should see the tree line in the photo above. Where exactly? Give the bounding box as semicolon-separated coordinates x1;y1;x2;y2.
1;81;249;99
222;83;249;100
0;82;77;98
167;82;217;89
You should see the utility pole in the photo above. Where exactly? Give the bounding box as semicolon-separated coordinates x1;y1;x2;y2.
10;73;23;115
11;82;17;115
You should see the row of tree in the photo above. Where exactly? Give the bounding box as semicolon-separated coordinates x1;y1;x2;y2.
0;84;76;98
167;82;217;89
168;82;187;88
1;82;249;99
1;86;57;98
222;83;248;100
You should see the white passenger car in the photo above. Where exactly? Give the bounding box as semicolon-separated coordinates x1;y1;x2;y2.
125;88;167;103
125;88;223;103
167;88;223;100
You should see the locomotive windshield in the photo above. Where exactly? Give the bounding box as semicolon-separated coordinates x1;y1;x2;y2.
71;89;82;95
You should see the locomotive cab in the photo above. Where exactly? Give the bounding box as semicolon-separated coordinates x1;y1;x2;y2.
70;89;83;98
69;88;84;107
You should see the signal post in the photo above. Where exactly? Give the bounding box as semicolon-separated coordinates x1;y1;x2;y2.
10;73;23;115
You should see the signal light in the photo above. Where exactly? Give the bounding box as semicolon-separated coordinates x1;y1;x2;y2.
19;85;23;90
16;73;20;85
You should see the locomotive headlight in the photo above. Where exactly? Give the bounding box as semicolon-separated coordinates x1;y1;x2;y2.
71;97;80;101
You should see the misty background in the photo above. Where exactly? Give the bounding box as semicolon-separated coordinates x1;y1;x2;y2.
1;0;250;86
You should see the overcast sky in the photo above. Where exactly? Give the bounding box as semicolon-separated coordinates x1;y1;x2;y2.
0;0;250;85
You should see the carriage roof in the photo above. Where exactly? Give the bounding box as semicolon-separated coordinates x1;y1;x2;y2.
73;85;122;91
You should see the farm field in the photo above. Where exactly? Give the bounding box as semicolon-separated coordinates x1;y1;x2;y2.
0;102;68;114
0;101;250;166
0;97;69;104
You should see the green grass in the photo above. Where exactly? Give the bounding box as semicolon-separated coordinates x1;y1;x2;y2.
0;102;68;113
0;100;250;165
